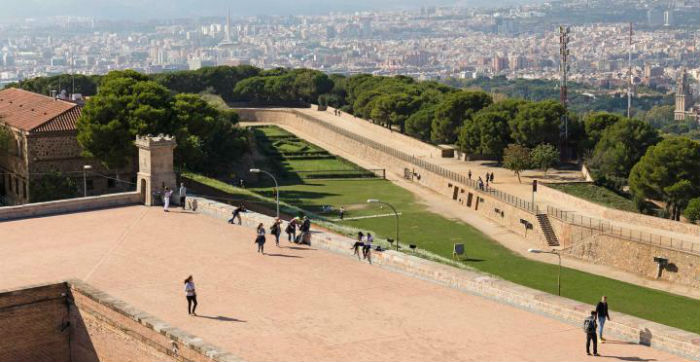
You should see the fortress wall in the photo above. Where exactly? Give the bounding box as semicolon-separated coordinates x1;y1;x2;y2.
191;196;700;361
237;108;548;248
0;191;141;222
67;280;239;362
538;183;700;236
0;283;70;362
0;281;240;362
560;222;700;288
237;108;700;288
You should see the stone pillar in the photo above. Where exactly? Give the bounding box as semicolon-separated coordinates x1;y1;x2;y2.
135;135;177;206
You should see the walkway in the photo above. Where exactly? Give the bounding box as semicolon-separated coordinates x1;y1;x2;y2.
0;206;687;361
241;118;700;299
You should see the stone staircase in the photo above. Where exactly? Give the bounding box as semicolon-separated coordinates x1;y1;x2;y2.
536;214;560;247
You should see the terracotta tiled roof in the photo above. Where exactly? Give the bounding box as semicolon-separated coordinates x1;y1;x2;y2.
0;88;81;133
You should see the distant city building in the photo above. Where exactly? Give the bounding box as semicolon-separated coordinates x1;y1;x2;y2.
674;70;699;121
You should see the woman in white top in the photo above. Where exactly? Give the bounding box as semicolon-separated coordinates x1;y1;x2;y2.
363;233;373;260
184;275;197;316
163;187;173;212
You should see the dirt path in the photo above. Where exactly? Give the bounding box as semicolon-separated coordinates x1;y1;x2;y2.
240;120;700;300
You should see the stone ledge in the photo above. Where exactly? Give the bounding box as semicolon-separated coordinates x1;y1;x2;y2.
0;192;141;222
66;278;242;362
191;196;700;361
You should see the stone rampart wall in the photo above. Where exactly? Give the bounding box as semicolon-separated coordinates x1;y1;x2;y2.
68;280;239;362
0;283;70;362
237;108;700;288
237;108;548;247
539;183;700;236
0;191;141;221
191;196;700;361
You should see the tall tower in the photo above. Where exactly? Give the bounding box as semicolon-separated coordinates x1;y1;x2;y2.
135;135;177;206
224;8;232;44
559;26;570;140
627;23;633;119
674;70;690;121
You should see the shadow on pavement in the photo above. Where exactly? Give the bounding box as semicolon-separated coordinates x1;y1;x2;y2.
196;315;247;322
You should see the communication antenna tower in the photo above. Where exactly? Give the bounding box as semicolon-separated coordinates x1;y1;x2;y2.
559;25;570;141
627;23;633;119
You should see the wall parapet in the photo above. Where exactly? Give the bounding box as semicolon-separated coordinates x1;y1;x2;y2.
190;196;700;361
539;183;700;238
0;191;141;222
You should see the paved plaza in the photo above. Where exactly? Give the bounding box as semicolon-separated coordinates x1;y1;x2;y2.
0;206;687;361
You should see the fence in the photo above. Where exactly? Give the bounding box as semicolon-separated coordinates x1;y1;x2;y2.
291;110;538;213
547;206;700;254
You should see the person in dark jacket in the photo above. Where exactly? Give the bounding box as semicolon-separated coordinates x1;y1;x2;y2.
584;310;599;356
596;296;611;342
299;216;311;245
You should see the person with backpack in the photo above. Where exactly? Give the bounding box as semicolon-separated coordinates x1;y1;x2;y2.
583;310;599;356
270;218;282;247
596;296;611;342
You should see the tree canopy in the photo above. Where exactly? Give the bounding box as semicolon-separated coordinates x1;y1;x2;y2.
589;118;660;178
629;137;700;220
77;70;247;175
531;143;559;175
509;100;565;148
431;90;492;143
503;144;531;183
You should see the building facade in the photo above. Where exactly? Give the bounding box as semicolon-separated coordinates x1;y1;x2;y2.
0;88;134;205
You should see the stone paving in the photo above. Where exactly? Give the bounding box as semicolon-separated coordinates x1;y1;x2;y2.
0;206;688;361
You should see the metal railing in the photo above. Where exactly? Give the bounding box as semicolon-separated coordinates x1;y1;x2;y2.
547;206;700;255
292;110;538;213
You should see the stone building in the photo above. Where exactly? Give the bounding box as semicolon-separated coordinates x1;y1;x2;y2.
0;88;134;205
673;70;700;122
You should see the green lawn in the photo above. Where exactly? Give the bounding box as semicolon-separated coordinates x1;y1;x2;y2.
189;125;700;334
548;183;638;213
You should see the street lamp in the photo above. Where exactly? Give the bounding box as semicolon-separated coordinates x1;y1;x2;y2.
367;199;399;251
250;168;279;218
528;248;562;296
82;165;92;197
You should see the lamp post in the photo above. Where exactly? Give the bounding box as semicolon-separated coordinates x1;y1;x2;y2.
250;168;279;218
367;199;399;251
82;165;92;197
528;248;561;296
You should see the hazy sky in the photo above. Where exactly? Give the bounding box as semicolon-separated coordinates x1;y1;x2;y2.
1;0;532;20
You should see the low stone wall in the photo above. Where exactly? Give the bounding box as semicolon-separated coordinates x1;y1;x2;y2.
68;279;239;362
539;183;700;236
0;192;141;222
191;196;700;361
0;281;239;362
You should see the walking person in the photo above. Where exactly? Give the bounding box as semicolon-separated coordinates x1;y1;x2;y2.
352;231;364;259
229;204;245;225
285;218;298;242
179;182;187;210
184;275;198;316
271;218;282;247
583;310;599;356
339;206;345;220
163;187;173;212
478;177;484;191
254;223;266;254
489;172;494;183
485;172;490;183
468;169;472;180
596;296;611;343
363;233;373;260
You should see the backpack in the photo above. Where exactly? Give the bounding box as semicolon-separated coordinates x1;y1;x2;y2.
583;318;595;333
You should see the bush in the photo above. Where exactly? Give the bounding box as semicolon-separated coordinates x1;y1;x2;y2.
684;198;700;223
